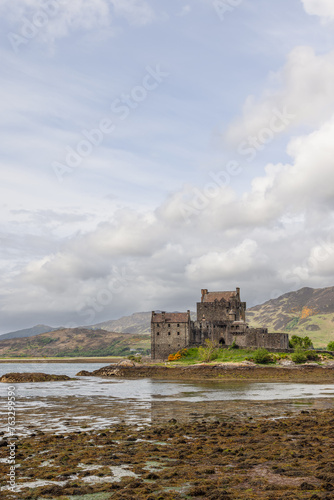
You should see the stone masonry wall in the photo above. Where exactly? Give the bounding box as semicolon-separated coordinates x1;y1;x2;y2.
151;319;190;360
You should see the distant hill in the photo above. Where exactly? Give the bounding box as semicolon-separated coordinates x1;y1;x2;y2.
0;328;150;358
247;286;334;347
90;311;196;335
0;324;57;341
91;312;152;335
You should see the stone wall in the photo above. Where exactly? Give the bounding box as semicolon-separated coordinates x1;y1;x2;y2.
151;313;190;360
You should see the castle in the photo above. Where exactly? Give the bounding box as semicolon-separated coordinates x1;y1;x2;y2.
151;287;289;360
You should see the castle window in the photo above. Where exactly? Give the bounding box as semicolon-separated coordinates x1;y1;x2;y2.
168;332;171;336
168;323;171;327
157;332;160;336
177;323;180;327
177;332;180;335
157;323;160;327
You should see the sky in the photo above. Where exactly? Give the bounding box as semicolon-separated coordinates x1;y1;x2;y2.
2;0;334;333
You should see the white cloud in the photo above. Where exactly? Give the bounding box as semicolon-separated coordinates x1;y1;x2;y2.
1;0;155;48
301;0;334;21
110;0;155;25
186;240;262;281
224;46;334;147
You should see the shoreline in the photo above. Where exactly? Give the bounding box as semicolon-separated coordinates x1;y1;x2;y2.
0;357;122;363
85;362;334;382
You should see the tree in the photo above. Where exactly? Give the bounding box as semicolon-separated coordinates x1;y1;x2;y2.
289;335;313;349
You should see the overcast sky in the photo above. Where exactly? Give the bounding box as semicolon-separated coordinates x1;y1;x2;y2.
1;0;334;333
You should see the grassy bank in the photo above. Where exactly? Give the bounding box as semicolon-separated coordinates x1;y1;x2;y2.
165;346;334;366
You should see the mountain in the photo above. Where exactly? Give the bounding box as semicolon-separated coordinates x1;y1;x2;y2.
0;328;150;358
91;312;152;335
90;311;196;335
0;324;57;340
247;286;334;347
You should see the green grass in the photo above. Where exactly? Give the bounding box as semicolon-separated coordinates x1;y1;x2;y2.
169;348;259;365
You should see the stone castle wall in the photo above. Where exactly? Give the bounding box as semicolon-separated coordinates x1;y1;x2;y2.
151;289;290;359
151;313;190;360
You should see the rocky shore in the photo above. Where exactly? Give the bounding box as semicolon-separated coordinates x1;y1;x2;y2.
77;361;334;382
1;408;333;499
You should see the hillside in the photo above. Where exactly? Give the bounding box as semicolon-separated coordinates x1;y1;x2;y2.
0;328;150;358
0;324;57;340
247;286;334;347
90;311;196;335
91;312;152;335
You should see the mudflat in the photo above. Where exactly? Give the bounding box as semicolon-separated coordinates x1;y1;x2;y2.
1;406;333;499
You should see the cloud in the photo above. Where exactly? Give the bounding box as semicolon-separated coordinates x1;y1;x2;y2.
301;0;334;21
2;113;333;329
110;0;156;25
186;240;263;281
224;46;334;147
1;0;156;49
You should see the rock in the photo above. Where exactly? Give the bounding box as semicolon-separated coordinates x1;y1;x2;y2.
117;360;135;368
305;324;321;331
279;360;296;366
241;360;256;366
0;373;72;383
76;370;92;376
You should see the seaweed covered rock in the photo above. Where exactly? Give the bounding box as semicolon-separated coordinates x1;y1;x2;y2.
0;372;72;383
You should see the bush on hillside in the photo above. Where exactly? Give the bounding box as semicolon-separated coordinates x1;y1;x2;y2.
327;341;334;351
251;348;273;364
198;339;219;363
291;348;307;364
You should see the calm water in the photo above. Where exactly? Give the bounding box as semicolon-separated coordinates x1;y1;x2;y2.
0;363;333;434
0;362;334;400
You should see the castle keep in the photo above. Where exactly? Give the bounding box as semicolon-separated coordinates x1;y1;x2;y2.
151;288;289;360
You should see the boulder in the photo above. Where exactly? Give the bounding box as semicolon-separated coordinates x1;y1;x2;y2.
278;360;295;366
76;370;92;376
116;360;135;368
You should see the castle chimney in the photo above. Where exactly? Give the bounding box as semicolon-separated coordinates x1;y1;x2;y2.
236;287;240;297
162;311;165;322
201;289;208;302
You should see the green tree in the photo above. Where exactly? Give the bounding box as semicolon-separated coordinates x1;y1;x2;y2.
289;335;313;349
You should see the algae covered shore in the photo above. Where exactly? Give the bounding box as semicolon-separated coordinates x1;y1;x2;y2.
1;405;334;499
81;362;334;383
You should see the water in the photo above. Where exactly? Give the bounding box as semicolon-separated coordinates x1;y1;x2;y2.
0;363;333;434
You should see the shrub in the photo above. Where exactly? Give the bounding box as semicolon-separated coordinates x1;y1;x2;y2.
291;348;307;364
327;341;334;351
168;351;182;362
228;340;239;350
198;339;219;363
127;354;142;363
252;348;273;364
304;350;319;361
